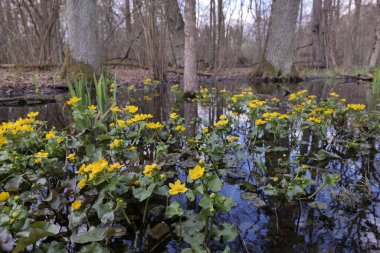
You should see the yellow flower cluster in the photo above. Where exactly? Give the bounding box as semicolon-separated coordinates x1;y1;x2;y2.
0;117;34;135
88;105;97;111
307;117;322;124
262;112;280;120
125;105;138;114
248;99;266;109
67;153;76;161
146;122;164;129
227;136;238;142
255;119;266;126
170;113;179;119
214;115;228;127
175;125;186;132
329;92;339;98
116;114;154;127
0;136;7;147
76;158;108;180
110;139;121;148
347;104;366;111
288;89;307;101
111;106;123;113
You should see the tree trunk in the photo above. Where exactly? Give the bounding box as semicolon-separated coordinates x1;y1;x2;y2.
166;0;185;68
256;0;301;77
311;0;326;68
351;0;361;65
184;0;197;94
369;0;380;68
63;0;101;78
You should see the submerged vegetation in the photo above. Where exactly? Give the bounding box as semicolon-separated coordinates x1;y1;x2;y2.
0;76;379;252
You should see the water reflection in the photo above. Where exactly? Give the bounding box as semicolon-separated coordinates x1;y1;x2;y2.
0;78;379;252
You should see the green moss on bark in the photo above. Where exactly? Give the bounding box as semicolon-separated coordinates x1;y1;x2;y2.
61;48;95;81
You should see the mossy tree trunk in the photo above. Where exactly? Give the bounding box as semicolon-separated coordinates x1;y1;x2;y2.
62;0;101;80
255;0;301;78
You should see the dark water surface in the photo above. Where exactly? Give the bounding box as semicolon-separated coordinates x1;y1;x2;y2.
1;78;380;252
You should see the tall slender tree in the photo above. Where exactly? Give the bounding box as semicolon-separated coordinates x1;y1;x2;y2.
184;0;197;94
369;0;380;68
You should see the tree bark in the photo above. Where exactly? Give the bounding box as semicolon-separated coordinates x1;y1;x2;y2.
369;0;380;68
63;0;101;77
184;0;197;94
311;0;326;68
351;0;361;65
257;0;301;77
166;0;185;68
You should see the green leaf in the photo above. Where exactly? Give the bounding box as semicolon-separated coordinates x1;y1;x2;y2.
309;201;328;210
208;174;222;192
213;223;238;242
70;226;108;244
78;242;110;253
165;201;184;218
69;211;87;228
4;175;23;192
13;222;60;253
199;195;212;210
132;183;157;202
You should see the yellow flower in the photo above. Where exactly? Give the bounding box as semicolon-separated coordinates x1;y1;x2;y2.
347;104;366;111
323;108;334;115
0;136;8;146
71;200;82;210
271;98;280;103
214;119;228;127
67;153;76;161
117;120;126;128
255;119;266;126
45;131;55;140
219;115;227;120
169;180;188;195
88;105;97;110
340;98;347;103
175;125;186;132
67;97;81;106
262;112;280;120
143;163;157;177
34;159;41;164
77;176;87;189
248;100;266;108
203;128;209;134
220;89;227;93
108;163;123;172
307;117;322;124
134;180;140;186
110;139;121;148
125;105;138;113
278;114;289;120
0;192;10;202
227;136;238;142
35;151;48;159
111;106;122;113
27;112;39;118
329;92;339;98
170;113;179;119
129;146;136;152
189;165;205;180
146;122;164;129
57;137;63;143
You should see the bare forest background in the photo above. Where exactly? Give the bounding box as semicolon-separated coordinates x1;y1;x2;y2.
0;0;379;80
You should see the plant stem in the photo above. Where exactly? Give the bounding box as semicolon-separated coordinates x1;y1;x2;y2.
142;196;150;225
204;216;209;243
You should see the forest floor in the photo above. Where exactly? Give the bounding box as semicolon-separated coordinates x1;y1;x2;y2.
0;65;254;95
0;65;372;96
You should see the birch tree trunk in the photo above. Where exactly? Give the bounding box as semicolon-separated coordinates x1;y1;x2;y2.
184;0;197;94
369;0;380;68
256;0;301;77
63;0;101;78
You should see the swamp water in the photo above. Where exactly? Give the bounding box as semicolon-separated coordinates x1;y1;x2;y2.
0;78;380;252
